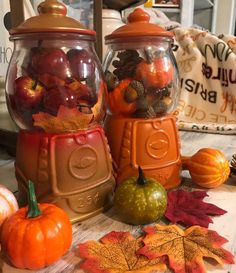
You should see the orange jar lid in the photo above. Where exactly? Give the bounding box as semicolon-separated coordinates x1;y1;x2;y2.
105;8;173;42
10;0;95;37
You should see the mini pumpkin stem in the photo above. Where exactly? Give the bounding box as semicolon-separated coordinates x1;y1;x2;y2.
137;166;147;185
27;180;42;218
181;155;191;170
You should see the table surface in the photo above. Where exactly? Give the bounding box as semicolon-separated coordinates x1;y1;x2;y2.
0;130;236;273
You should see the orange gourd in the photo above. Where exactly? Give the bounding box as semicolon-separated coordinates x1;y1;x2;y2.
0;185;18;226
135;57;174;89
182;148;230;188
0;180;72;270
108;79;136;115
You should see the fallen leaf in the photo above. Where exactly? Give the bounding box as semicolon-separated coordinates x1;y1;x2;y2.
138;224;234;273
164;190;227;227
78;231;166;273
33;105;93;133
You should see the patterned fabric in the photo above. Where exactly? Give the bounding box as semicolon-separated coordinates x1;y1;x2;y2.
173;28;236;134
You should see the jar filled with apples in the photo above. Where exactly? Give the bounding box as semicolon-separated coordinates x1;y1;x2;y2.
5;0;116;223
6;0;104;132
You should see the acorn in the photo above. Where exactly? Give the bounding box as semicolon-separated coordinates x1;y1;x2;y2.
153;99;169;115
134;96;156;118
124;80;145;103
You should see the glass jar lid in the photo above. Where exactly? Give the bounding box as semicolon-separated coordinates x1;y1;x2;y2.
105;8;173;42
10;0;95;37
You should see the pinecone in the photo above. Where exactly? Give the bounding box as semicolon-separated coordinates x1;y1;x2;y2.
104;70;118;92
230;154;236;175
112;50;143;80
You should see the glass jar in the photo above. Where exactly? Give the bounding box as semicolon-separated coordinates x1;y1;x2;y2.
5;0;116;222
103;8;179;119
5;0;104;132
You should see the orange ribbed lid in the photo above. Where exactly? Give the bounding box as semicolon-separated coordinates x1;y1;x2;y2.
10;0;95;36
105;8;173;41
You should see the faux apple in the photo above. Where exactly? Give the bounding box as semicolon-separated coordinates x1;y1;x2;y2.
38;73;65;88
43;85;78;115
65;78;97;106
30;47;71;80
13;76;45;109
67;49;95;81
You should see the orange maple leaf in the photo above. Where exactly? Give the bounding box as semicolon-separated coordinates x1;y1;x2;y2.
138;224;235;273
78;231;166;273
33;106;93;133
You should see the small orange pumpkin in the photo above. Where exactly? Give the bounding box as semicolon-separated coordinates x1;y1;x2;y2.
182;148;230;188
0;180;72;270
108;79;136;116
135;57;174;89
0;185;18;226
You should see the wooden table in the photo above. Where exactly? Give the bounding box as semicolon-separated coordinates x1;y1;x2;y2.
0;130;236;273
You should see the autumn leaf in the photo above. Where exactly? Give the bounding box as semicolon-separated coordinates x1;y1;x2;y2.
33;105;93;133
138;224;234;273
165;190;227;227
78;231;166;273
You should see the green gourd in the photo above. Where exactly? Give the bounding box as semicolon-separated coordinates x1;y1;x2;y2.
114;167;167;225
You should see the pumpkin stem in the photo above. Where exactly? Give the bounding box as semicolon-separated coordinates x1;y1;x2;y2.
27;180;42;218
181;155;191;170
137;166;147;185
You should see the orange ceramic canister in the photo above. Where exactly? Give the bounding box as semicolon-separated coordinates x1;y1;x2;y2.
103;8;181;189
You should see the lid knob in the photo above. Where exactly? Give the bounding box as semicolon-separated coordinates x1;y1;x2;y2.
38;0;67;16
127;8;150;23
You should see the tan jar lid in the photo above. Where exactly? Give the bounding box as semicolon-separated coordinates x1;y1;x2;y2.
10;0;95;36
105;8;173;41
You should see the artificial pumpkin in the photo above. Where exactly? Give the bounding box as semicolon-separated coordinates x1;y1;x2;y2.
135;57;174;89
108;78;137;115
0;185;18;226
182;148;230;188
0;180;72;270
114;167;167;225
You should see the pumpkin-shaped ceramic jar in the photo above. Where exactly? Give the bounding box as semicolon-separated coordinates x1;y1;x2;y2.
103;8;180;118
5;0;105;131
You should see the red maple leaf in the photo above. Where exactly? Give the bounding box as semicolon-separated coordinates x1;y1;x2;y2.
164;190;227;227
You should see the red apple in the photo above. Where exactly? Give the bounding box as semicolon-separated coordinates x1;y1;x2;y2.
67;49;95;81
30;47;72;80
38;73;65;88
43;85;78;115
65;77;97;104
13;76;45;109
